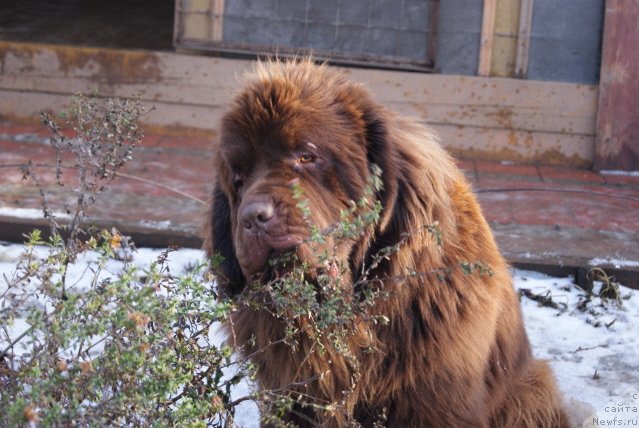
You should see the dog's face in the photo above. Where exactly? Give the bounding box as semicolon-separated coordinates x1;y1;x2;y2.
211;62;391;286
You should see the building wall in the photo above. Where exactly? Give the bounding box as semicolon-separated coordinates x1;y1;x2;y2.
0;41;599;168
178;0;604;84
434;0;604;83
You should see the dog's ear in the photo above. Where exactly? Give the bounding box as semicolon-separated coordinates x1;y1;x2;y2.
205;184;245;295
348;103;404;281
362;106;399;234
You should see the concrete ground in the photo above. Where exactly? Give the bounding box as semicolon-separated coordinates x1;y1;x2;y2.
1;121;638;288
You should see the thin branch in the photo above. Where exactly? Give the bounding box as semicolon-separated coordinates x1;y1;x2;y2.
0;324;36;358
572;343;609;353
115;171;206;205
225;374;324;409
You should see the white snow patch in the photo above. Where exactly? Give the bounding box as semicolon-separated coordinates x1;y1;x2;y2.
1;133;51;145
138;219;174;230
589;257;639;269
515;269;639;427
600;170;639;177
0;243;259;425
1;245;637;427
0;206;72;220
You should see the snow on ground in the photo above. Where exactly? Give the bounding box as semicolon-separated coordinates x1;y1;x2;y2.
515;269;639;427
588;257;639;269
599;170;639;177
1;243;637;427
0;206;71;220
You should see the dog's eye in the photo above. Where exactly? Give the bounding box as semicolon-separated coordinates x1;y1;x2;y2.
299;153;315;164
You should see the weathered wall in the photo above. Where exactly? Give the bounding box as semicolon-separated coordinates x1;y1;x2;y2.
0;0;606;85
594;0;639;171
0;41;598;167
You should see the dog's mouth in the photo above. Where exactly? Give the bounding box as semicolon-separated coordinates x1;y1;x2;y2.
266;234;304;251
238;232;306;280
263;249;302;281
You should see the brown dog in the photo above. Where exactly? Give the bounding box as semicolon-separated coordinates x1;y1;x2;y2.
205;59;569;427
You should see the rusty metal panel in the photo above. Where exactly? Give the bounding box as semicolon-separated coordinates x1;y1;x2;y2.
594;0;639;171
173;0;439;71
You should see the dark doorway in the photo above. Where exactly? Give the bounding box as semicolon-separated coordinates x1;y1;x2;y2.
0;0;174;51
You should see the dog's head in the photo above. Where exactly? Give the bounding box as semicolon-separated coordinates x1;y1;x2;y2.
207;60;402;293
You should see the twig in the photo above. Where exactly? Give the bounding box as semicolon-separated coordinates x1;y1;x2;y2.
225;375;324;409
1;325;36;358
519;288;567;311
572;344;609;353
115;172;206;205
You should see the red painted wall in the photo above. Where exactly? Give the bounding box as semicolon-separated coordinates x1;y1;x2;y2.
595;0;639;171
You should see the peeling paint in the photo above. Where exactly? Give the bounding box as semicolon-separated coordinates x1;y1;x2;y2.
0;41;163;85
0;41;600;168
604;62;629;84
488;107;515;128
595;0;639;170
448;146;591;168
0;111;217;141
507;131;518;146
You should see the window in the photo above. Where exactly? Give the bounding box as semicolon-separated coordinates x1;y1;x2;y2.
174;0;438;70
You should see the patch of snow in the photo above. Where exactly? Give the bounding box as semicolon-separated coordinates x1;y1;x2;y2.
589;257;639;269
1;245;637;427
0;206;72;220
515;269;639;427
1;133;51;145
138;219;174;230
0;240;50;264
129;247;204;274
231;381;259;428
599;170;639;177
1;243;259;427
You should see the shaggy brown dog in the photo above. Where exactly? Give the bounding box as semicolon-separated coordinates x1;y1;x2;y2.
205;59;569;427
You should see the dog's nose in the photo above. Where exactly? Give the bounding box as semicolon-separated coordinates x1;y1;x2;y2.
241;200;275;231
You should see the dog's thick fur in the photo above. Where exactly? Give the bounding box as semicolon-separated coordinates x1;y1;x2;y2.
205;59;569;427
